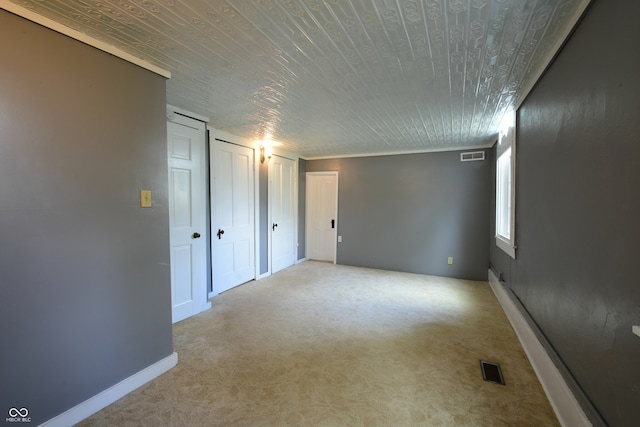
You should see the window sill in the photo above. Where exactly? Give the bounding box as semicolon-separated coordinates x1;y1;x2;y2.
496;236;516;259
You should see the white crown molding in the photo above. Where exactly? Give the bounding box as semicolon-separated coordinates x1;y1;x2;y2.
167;105;210;123
0;0;171;79
209;127;302;162
304;142;495;161
515;0;592;109
209;127;257;150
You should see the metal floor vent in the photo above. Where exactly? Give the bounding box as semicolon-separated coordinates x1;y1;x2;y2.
480;360;505;385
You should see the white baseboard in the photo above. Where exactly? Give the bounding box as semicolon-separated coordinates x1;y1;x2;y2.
200;301;212;313
296;257;307;264
256;271;271;280
487;270;591;427
41;352;178;427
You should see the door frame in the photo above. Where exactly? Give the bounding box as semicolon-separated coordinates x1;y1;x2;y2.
267;152;298;276
166;105;211;322
207;128;261;296
305;171;339;264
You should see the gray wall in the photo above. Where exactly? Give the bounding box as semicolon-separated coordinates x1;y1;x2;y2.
259;158;269;275
297;158;307;261
490;0;640;424
0;11;173;425
307;151;490;280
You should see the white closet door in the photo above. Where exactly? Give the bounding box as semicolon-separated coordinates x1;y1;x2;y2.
167;114;208;323
211;140;255;294
270;156;296;274
306;172;338;263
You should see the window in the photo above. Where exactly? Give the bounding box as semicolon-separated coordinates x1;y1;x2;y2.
495;110;516;258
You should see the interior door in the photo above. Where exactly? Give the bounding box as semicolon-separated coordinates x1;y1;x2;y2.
270;156;296;274
167;113;209;324
306;172;338;263
211;139;255;294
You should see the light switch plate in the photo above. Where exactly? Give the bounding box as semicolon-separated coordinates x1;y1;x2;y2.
448;257;454;265
633;325;640;338
140;190;152;208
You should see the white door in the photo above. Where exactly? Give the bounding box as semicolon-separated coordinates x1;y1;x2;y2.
211;139;255;294
270;156;296;274
167;114;209;324
306;172;338;263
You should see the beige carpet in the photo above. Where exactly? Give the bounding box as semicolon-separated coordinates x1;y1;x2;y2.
78;261;558;426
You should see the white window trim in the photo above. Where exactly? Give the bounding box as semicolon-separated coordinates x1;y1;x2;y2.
495;110;517;259
496;233;516;258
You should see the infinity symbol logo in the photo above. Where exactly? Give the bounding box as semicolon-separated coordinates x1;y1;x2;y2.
8;407;28;417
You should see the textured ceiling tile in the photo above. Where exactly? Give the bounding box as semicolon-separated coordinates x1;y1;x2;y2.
6;0;590;157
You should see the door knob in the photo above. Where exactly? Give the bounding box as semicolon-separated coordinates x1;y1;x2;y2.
192;232;201;239
272;223;278;231
217;229;225;239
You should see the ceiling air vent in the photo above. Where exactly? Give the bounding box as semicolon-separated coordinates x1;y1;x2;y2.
460;151;485;162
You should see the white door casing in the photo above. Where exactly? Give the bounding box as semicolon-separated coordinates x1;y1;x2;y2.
269;155;296;274
306;172;338;263
167;113;210;324
211;139;256;294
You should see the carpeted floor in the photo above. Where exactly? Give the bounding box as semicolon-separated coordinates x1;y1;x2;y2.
77;261;559;426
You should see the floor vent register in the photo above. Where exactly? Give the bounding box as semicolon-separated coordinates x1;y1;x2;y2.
480;360;506;385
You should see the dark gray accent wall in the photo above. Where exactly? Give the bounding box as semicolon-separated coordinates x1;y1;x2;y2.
307;151;490;280
0;11;172;425
297;158;306;261
489;0;640;425
259;159;269;274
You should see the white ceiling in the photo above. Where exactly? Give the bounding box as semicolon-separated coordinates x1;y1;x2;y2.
5;0;589;158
